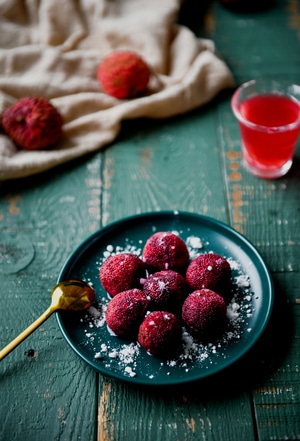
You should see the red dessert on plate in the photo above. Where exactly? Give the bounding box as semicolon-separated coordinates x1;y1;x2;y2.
182;289;227;342
100;253;146;297
185;253;231;293
138;311;182;358
142;231;190;274
105;289;149;339
142;270;187;312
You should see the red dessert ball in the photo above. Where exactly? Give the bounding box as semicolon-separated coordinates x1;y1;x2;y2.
182;289;227;342
185;253;231;293
142;232;190;274
105;289;149;339
99;253;146;297
138;311;182;358
142;270;187;312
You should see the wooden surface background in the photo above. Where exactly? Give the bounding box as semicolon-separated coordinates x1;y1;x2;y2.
1;1;300;440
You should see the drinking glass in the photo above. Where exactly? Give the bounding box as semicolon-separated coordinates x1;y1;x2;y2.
231;79;300;178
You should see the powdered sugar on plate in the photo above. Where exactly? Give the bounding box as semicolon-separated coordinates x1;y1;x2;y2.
76;233;255;380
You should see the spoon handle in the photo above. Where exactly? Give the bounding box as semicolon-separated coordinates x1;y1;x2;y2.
0;306;53;361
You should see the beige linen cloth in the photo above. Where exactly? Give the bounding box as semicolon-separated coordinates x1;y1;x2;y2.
0;0;234;180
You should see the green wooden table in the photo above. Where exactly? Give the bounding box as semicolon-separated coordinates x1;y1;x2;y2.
1;1;299;440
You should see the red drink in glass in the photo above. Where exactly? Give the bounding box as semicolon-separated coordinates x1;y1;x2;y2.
231;79;300;178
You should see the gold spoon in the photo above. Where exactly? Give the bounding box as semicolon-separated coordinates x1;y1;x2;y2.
0;280;95;361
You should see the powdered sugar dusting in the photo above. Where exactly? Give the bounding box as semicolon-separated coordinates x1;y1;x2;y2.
77;232;256;380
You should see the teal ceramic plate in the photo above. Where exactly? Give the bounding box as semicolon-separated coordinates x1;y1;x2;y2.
56;211;274;386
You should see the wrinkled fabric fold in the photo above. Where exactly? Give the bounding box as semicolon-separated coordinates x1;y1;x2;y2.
0;0;234;180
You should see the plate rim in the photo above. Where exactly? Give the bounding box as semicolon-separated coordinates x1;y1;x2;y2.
56;210;274;385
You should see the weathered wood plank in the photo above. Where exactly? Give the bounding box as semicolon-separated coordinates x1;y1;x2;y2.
1;1;300;441
0;155;103;441
215;10;300;441
252;273;300;440
217;98;300;272
213;0;300;83
101;106;229;227
213;2;300;440
97;102;256;441
98;376;256;441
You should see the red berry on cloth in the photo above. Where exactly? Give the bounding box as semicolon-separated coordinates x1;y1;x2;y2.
99;253;146;297
105;289;149;339
142;232;190;274
185;253;231;292
138;311;182;358
142;270;187;312
182;289;227;342
97;51;151;99
2;97;63;150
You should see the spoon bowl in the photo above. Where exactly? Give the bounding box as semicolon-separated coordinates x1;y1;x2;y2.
50;280;95;312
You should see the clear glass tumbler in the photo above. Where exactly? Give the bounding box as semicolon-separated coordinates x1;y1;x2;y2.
231;79;300;179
